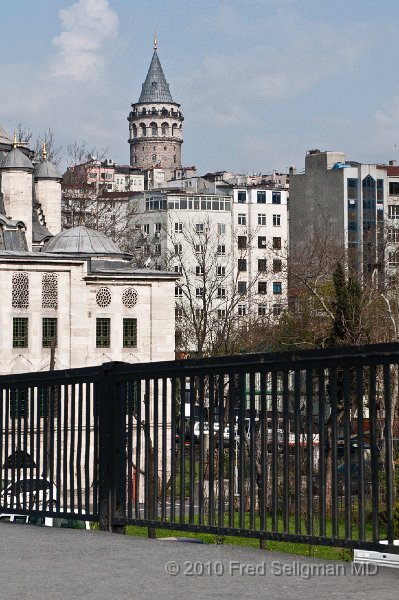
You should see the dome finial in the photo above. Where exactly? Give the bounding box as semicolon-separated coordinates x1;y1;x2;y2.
43;141;48;160
13;131;17;148
154;32;157;50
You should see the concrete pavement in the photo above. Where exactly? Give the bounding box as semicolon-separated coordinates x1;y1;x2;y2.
0;523;398;599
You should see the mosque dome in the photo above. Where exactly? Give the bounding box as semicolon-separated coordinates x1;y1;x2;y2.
0;146;33;170
43;226;125;256
34;159;62;180
0;124;11;144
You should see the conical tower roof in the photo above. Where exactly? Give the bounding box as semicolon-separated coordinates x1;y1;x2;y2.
138;48;174;104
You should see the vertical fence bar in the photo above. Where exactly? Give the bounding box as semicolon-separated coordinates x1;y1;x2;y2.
305;369;313;537
22;386;28;512
249;371;256;530
56;384;62;514
208;374;215;528
189;376;196;525
48;384;55;511
330;367;338;539
69;384;76;514
4;389;10;505
238;372;245;530
63;385;69;512
369;365;379;542
271;370;278;532
383;363;394;544
144;379;150;522
29;386;34;503
153;378;159;524
76;382;83;516
134;379;142;520
318;368;326;539
228;373;235;529
282;370;290;534
127;380;133;520
178;376;186;524
343;368;352;541
356;366;365;542
217;374;225;529
198;376;205;526
259;371;267;534
85;382;91;517
169;378;176;523
294;370;301;535
161;378;167;522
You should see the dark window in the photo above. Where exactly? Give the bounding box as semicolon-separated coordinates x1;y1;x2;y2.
217;287;226;298
42;318;57;348
123;318;137;348
257;191;266;204
389;182;399;196
273;237;281;249
13;318;28;348
347;178;358;200
96;318;110;348
258;259;267;272
273;259;282;273
258;236;267;249
273;282;282;294
238;236;247;249
273;304;283;316
238;281;247;295
238;259;247;272
258;282;267;294
237;191;247;203
272;192;281;204
258;304;267;316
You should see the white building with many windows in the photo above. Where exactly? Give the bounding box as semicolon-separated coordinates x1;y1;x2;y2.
128;186;288;354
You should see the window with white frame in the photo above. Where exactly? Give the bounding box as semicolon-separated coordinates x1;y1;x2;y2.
273;281;282;294
217;223;226;235
195;244;204;254
196;265;204;276
196;288;204;297
257;191;266;204
238;304;246;316
174;243;182;255
143;223;150;234
258;304;267;316
155;222;162;233
174;265;182;274
273;304;283;316
217;266;226;277
217;245;226;255
217;309;226;318
174;222;183;233
258;214;266;225
237;191;247;203
238;214;246;225
388;205;399;219
258;281;267;294
196;223;204;234
154;244;161;255
175;307;183;320
273;214;281;226
175;285;183;297
388;227;399;242
217;287;226;298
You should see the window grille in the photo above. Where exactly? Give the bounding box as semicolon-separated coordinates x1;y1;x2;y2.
12;273;29;308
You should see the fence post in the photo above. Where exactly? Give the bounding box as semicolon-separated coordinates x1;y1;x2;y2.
98;362;126;533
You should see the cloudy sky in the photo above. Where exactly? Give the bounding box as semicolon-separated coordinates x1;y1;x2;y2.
1;0;399;174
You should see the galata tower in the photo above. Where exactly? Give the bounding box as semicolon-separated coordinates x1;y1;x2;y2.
128;37;183;173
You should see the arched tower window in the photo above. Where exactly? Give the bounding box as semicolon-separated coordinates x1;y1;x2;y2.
140;123;146;137
161;107;168;115
132;124;137;138
172;123;178;137
161;122;169;136
142;108;146;115
150;122;158;136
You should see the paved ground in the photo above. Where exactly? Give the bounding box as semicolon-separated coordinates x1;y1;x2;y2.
0;523;398;600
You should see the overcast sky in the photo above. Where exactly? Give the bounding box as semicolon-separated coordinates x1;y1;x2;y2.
1;0;399;174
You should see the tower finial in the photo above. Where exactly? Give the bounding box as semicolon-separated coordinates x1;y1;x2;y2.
154;32;157;50
43;141;47;160
13;131;17;148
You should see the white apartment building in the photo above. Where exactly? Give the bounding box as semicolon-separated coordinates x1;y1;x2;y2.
129;187;288;353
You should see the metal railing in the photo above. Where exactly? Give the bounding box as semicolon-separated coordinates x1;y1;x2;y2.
0;343;398;553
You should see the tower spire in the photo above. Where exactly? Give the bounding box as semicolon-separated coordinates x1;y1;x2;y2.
154;32;157;51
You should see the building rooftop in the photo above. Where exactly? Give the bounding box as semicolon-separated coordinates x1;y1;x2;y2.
138;49;174;104
43;226;127;257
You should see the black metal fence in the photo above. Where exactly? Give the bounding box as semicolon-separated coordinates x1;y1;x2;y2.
0;343;398;553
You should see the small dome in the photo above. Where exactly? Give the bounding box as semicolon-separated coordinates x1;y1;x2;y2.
0;147;33;170
0;124;11;144
43;226;124;255
34;159;61;180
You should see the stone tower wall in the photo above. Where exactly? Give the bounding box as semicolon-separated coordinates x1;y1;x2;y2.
128;102;183;170
35;179;62;235
1;170;33;250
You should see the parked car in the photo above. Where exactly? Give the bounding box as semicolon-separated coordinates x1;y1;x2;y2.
0;478;57;510
0;511;90;529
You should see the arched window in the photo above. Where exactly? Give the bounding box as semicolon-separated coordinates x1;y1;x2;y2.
161;107;168;115
161;122;169;136
142;108;146;115
151;107;156;114
150;122;158;136
132;124;137;138
172;123;178;137
152;154;157;163
140;123;146;137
